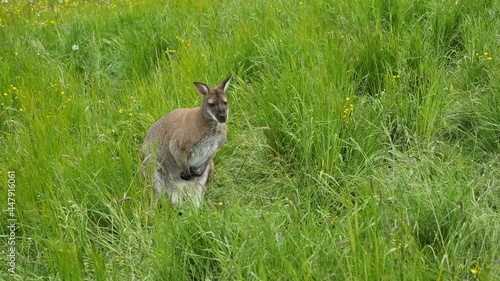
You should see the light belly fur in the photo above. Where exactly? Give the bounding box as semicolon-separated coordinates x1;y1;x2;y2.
188;134;223;168
169;167;209;208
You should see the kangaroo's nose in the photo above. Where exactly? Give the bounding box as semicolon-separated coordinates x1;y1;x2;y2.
218;111;227;122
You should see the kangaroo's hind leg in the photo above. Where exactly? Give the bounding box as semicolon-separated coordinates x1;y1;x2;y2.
203;160;215;190
153;168;168;199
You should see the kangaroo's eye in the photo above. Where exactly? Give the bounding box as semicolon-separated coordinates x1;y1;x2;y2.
208;103;215;107
223;101;227;105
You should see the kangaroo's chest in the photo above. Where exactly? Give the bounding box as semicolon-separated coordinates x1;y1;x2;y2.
188;132;225;168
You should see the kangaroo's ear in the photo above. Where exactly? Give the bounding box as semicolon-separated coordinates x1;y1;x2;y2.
218;76;232;93
193;82;210;96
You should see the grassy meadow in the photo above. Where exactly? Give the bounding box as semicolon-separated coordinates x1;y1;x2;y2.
1;0;499;279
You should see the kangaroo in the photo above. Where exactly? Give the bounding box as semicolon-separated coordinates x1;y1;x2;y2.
142;76;231;207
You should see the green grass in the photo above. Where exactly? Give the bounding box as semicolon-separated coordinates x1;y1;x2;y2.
1;0;499;280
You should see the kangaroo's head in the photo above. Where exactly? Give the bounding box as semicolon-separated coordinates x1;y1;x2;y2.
194;76;231;123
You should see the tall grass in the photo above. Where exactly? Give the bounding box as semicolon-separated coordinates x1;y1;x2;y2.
1;0;499;280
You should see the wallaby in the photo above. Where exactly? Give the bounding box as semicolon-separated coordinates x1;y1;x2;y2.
142;76;231;207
